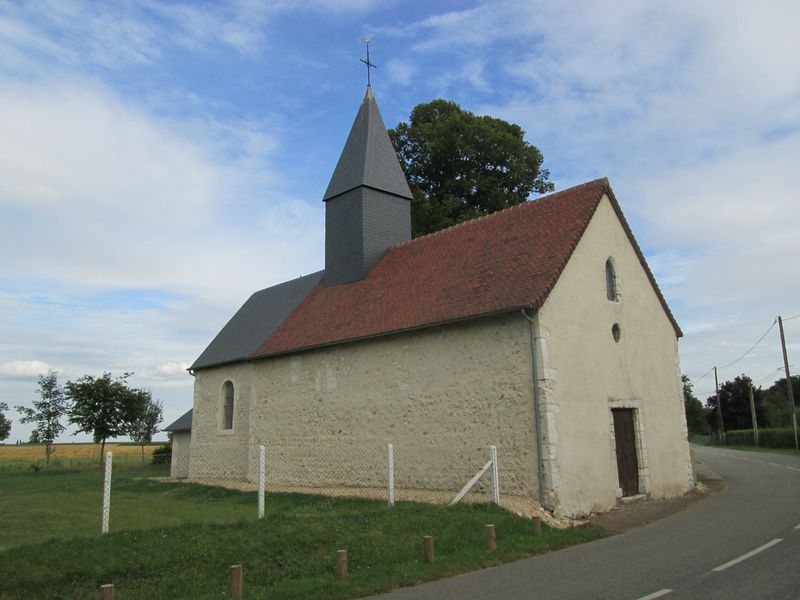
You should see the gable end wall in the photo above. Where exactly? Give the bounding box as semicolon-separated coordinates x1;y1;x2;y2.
537;195;692;517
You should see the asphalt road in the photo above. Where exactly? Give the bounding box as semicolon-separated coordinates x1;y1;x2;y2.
368;445;800;600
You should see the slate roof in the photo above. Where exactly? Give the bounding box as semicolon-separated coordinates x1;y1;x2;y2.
192;271;324;370
163;409;192;432
323;87;413;202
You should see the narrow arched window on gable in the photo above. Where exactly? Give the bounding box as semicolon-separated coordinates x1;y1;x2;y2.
605;258;618;301
222;381;234;430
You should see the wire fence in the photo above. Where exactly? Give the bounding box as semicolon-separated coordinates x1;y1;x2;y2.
182;441;513;507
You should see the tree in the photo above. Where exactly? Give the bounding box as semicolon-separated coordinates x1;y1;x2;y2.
682;375;708;436
65;372;149;460
128;395;163;462
0;402;11;441
705;375;763;432
760;375;800;428
15;370;69;465
388;99;554;237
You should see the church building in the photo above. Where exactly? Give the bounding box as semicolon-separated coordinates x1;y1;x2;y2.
165;85;693;517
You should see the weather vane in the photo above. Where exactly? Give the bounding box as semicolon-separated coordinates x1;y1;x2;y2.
360;36;376;87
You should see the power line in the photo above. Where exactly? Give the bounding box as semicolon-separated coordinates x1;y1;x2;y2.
698;365;793;396
783;313;800;322
754;367;784;386
689;366;715;385
687;318;778;386
717;319;777;371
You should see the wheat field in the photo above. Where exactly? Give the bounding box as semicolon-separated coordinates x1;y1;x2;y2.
0;442;161;461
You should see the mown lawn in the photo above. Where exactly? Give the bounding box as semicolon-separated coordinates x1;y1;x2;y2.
715;444;800;456
0;464;605;599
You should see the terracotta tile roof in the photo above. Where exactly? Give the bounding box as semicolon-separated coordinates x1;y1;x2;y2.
249;178;681;360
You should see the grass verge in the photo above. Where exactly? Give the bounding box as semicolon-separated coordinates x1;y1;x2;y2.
0;465;604;599
713;444;800;456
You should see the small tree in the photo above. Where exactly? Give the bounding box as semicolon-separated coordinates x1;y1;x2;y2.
65;372;149;460
682;375;708;436
0;402;11;442
16;371;69;465
128;395;163;462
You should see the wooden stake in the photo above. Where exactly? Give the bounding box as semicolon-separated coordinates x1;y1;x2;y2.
486;524;496;550
230;565;243;599
532;515;542;536
424;535;434;563
336;549;348;580
99;584;114;600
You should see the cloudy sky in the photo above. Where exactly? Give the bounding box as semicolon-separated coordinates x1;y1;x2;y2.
2;0;798;443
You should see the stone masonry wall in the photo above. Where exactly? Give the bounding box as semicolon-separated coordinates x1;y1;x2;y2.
189;361;252;480
190;313;539;497
170;431;190;479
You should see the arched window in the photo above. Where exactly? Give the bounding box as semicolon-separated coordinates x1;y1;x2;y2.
222;381;234;430
605;258;618;301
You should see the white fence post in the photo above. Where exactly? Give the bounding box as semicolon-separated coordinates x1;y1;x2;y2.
101;451;112;534
489;445;500;505
387;444;395;507
258;445;266;519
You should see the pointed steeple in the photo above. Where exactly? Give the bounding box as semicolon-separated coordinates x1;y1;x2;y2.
324;87;413;202
324;88;413;287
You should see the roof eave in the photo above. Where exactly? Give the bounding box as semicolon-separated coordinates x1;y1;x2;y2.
244;304;541;364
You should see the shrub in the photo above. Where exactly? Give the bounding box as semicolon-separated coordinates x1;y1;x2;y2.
151;444;172;465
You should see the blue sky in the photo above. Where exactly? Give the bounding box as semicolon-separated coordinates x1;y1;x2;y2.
2;0;799;442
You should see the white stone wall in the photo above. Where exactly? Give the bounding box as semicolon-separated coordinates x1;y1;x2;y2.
537;195;693;517
190;313;539;497
170;431;191;479
189;361;252;480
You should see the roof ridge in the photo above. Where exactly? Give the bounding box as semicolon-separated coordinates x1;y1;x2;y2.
392;177;609;249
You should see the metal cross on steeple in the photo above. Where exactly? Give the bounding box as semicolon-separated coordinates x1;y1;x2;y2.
360;37;377;87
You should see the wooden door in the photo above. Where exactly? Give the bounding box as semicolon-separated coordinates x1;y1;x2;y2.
612;409;639;497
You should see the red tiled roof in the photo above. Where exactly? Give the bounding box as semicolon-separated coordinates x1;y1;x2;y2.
251;178;680;359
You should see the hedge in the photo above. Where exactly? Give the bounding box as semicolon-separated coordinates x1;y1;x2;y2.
724;428;797;448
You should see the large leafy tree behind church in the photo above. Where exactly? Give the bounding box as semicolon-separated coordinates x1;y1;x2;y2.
389;99;554;237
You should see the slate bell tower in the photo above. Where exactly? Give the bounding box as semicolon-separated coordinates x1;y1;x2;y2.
323;86;413;287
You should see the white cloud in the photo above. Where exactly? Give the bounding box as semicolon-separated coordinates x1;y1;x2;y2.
0;360;53;378
386;59;415;86
154;362;191;377
0;79;323;305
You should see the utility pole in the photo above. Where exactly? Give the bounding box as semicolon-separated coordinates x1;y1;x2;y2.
777;316;798;449
714;366;724;444
749;383;759;447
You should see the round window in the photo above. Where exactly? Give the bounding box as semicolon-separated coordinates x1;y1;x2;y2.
612;323;621;342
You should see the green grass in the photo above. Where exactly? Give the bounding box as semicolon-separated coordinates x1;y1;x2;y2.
0;454;156;472
0;465;605;599
715;444;800;456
